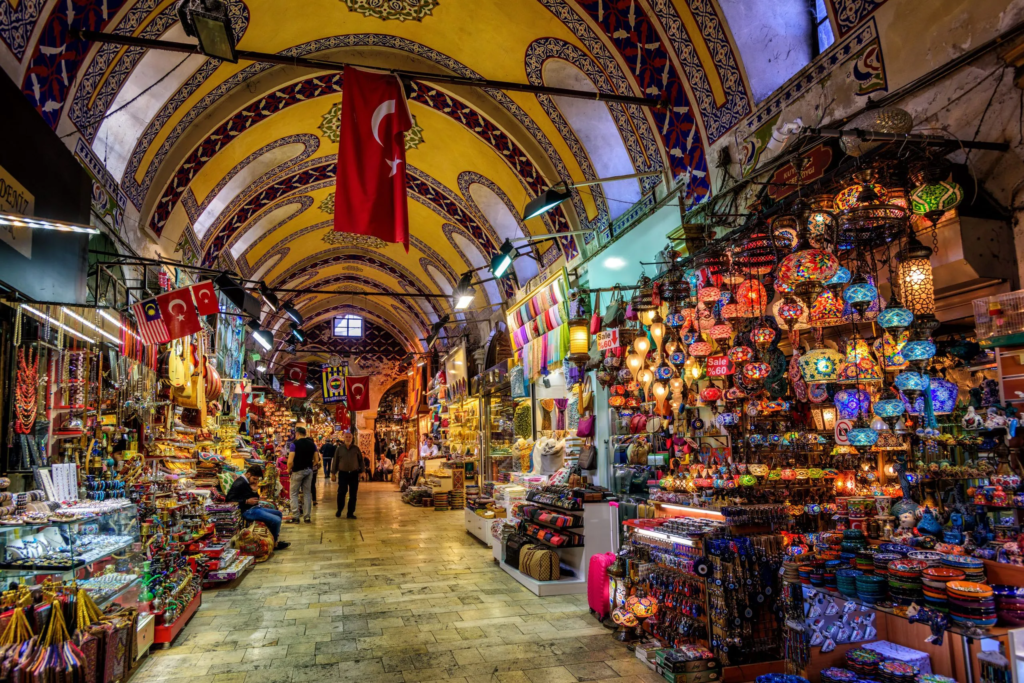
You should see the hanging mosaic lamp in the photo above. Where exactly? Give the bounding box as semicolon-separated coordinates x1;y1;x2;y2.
777;203;840;307
805;196;837;249
894;371;929;400
873;387;906;429
896;233;935;318
842;273;878;317
873;332;909;371
771;215;799;250
836;338;882;383
878;294;914;336
775;278;795;295
698;286;721;304
809;289;846;328
834;182;890;212
727;345;754;365
872;431;908;451
709;323;734;343
776;299;808;332
824;266;852;296
721;303;743;322
732;230;778;276
835;389;871;420
902;376;959;415
910;180;963;223
902;338;936;371
633;274;656;311
847;417;880;447
743;362;771;382
735;279;769;316
700;386;723;403
798;345;844;384
751;322;776;352
688;341;712;358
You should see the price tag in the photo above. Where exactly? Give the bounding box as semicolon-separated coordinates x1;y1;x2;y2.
706;355;735;377
597;329;620;350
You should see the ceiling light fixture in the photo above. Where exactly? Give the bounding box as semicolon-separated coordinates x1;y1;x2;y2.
454;273;475;310
282;303;302;325
256;362;267;372
22;305;96;344
522;171;663;220
61;307;122;344
259;282;279;311
289;323;305;343
246;319;273;351
176;0;238;62
0;211;100;235
490;239;517;278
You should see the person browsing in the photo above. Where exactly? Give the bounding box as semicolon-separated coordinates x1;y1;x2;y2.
226;465;289;550
287;426;317;523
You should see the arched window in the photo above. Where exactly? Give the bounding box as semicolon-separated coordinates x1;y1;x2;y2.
542;59;640;220
467;184;539;283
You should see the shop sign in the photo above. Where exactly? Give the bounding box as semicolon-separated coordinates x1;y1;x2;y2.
766;143;834;201
597;329;620;350
0;163;34;259
706;355;735;376
834;419;853;445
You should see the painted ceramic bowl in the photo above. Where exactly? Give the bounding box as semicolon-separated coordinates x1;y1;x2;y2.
946;581;994;599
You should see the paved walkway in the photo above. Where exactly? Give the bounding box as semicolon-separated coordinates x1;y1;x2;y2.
133;481;653;683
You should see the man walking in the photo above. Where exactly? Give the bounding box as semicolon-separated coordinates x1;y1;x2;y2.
320;438;336;478
287;426;317;523
331;430;363;519
227;465;290;549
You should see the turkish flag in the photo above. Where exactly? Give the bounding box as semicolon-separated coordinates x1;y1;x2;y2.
191;281;219;316
334;404;350;430
156;287;202;340
282;362;307;398
333;67;413;251
346;375;371;411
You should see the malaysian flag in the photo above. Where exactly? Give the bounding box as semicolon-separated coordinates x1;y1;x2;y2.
131;298;170;346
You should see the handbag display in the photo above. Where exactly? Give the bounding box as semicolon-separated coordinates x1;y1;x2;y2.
504;533;531;568
590;290;602;335
576;414;595;438
520;545;561;581
578;441;597;470
603;286;625;327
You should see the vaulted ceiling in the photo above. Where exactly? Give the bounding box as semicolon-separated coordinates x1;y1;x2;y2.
2;0;871;358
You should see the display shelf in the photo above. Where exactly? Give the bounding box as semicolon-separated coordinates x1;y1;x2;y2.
522;499;585;514
499;560;587;596
521;534;584;550
0;536;136;572
153;591;201;646
94;577;142;610
524;516;583;531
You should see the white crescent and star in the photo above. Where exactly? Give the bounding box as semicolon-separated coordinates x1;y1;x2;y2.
371;99;403;177
168;299;188;322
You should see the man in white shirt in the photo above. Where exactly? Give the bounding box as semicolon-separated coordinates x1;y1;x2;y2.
419;435;438;464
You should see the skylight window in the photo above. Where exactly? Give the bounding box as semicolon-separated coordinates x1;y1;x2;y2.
333;315;363;338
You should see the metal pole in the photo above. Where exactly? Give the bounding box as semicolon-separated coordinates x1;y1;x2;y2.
570;171;665;189
72;30;667;110
804;127;1010;151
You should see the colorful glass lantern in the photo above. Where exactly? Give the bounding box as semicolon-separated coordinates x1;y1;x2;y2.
835;389;871;420
776;299;808;331
758;399;790;412
842;277;879;316
835;183;889;212
751;322;776;351
698;286;721;304
774;278;795;294
847;422;880;447
902;339;936;363
684;356;704;382
626;592;659;620
810;405;838;431
670;352;686;366
873;396;906;422
872;431;908;451
809;289;845;327
721;303;743;321
902;376;959;415
874;332;909;371
633;335;651;357
910;180;963;219
701;386;723;402
799;346;844;383
568;318;591;364
894;371;929;399
718;412;738;427
725;387;747;401
834;470;858;495
736;279;768;315
733;231;778;276
710;323;734;342
878;299;914;335
688;341;712;358
836;339;883;383
777;249;840;287
727;345;754;365
772;215;799;249
743;362;771;382
824;266;852;293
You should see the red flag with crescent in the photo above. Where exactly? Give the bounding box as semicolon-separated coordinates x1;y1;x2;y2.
346;375;370;412
334;404;350;430
156;287;202;341
333;67;412;251
191;281;219;316
282;362;307;398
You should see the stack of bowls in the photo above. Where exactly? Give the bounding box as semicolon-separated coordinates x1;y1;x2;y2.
887;559;928;606
782;558;803;583
820;668;859;683
877;660;918;683
992;585;1024;625
921;567;964;613
947;581;997;629
907;550;944;568
798;565;813;585
842;530;869;568
845;648;883;679
941;555;986;583
878;543;912;556
855;549;876;574
874;553;903;577
856;574;888;603
837;569;863;598
916;675;957;683
824;559;843;589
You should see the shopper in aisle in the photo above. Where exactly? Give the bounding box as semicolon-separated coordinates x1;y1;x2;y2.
331;430;363;519
320;438;336;479
309;446;322;507
287;426;317;524
379;453;393;481
227;465;290;550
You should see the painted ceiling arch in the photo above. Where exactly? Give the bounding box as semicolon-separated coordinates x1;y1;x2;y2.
0;0;870;352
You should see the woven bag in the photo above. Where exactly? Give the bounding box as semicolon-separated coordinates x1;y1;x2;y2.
519;545;560;581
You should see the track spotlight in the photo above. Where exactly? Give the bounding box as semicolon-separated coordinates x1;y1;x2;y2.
289;323;304;343
245;319;273;351
259;282;279;311
454;273;475;310
523;186;572;220
176;0;238;62
490;239;518;278
216;272;262;319
282;303;302;325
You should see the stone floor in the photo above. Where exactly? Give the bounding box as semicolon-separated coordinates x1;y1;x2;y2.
133;480;656;683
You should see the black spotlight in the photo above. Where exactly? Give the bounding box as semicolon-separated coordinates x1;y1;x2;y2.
282;304;302;325
288;323;304;343
523;186;571;220
258;282;279;311
176;0;238;62
490;239;518;278
216;272;262;320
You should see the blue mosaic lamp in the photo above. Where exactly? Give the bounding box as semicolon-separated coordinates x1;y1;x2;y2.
848;419;880;447
902;376;959;415
835;389;871;420
873;386;906;429
902;339;936;371
894;371;929;400
878;294;914;336
824;266;852;295
717;412;738;427
842;275;878;317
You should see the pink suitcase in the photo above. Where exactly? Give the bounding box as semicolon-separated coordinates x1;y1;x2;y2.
587;552;616;621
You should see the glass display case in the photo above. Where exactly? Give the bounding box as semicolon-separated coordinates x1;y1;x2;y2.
0;502;142;609
444;397;481;459
482;386;518;489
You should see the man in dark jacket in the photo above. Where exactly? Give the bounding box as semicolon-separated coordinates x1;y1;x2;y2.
320;439;336;477
226;465;290;549
330;431;363;519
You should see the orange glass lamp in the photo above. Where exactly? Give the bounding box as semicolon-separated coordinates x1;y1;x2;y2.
835;470;858;495
612;608;639;642
626;353;644;380
567;318;591;365
634;335;651;358
626;589;659;642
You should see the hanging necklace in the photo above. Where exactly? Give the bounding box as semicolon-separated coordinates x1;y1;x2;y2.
14;347;37;435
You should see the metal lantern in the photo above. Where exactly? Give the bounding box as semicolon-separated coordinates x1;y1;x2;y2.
896;233;935;317
727;345;754;365
733;231;778;275
743;362;771;382
894;371;929;400
798;346;844;383
910;180;963;221
772;215;799;249
835;389;871;420
810;405;838;431
634;274;656;311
